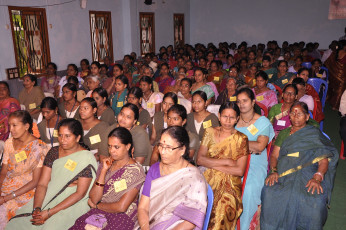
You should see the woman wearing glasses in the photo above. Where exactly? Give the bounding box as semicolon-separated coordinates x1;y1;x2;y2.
136;126;208;230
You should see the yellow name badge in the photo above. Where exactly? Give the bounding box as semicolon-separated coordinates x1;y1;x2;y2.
53;130;58;137
230;96;237;102
136;121;140;125
48;78;54;84
117;101;123;107
253;79;256;85
15;150;27;163
28;103;36;109
287;152;300;157
316;73;323;78
114;179;127;192
268;74;273;79
147;102;154;109
282;79;288;84
64;159;77;171
256;95;264;101
90;134;101;145
214;76;220;82
247;124;259;136
203;120;212;129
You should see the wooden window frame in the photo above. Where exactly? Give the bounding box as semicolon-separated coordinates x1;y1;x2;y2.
89;11;114;63
8;6;51;77
139;12;155;56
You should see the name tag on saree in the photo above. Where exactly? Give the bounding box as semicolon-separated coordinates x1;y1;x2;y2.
277;120;286;126
247;124;259;136
53;130;59;137
147;102;154;109
15;151;27;163
117;101;123;107
282;79;288;84
64;159;77;171
256;95;264;101
203;120;212;129
48;78;54;84
114;179;127;192
178;99;180;104
253;79;256;85
29;103;36;109
214;76;220;82
137;121;140;125
316;73;323;78
230;96;237;102
268;74;273;79
287;152;299;157
90;134;101;145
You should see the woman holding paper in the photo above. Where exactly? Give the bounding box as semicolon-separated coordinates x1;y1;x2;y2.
0;111;48;229
6;119;97;230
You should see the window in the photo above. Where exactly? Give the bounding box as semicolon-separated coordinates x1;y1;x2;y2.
139;12;155;55
89;11;113;63
173;14;184;48
8;6;51;77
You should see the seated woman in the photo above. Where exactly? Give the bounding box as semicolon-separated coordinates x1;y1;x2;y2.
92;87;116;126
85;75;100;98
136;126;208;230
6;119;98;230
261;102;338;230
151;92;177;145
110;75;129;117
177;78;192;113
57;64;83;98
69;127;146;229
292;77;314;112
220;65;246;91
207;60;226;91
197;102;249;229
58;83;81;119
261;55;277;81
269;60;295;89
0;111;48;229
139;76;163;118
108;104;152;166
310;59;327;79
191;68;215;106
150;104;200;165
244;63;258;88
186;91;219;141
103;64;124;96
0;81;20;141
18;74;45;121
79;98;109;162
215;77;238;105
127;87;151;130
288;55;303;73
155;63;173;92
40;62;60;96
252;71;278;110
79;59;90;79
235;87;274;230
38;97;63;148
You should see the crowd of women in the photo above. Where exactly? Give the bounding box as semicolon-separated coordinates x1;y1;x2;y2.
0;39;343;230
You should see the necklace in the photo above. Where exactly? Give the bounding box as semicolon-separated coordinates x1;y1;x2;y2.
241;112;255;124
111;158;130;171
143;91;153;102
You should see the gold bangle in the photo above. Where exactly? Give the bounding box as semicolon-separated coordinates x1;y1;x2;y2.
95;181;105;187
312;178;321;183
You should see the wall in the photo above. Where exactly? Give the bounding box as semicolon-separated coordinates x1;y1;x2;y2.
190;0;345;49
0;0;126;81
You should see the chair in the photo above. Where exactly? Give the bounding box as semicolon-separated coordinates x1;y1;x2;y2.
320;66;329;82
307;78;328;111
272;83;283;96
256;101;268;117
203;184;214;230
309;111;313;119
236;154;252;230
340;141;345;160
322;132;330;140
302;62;312;69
